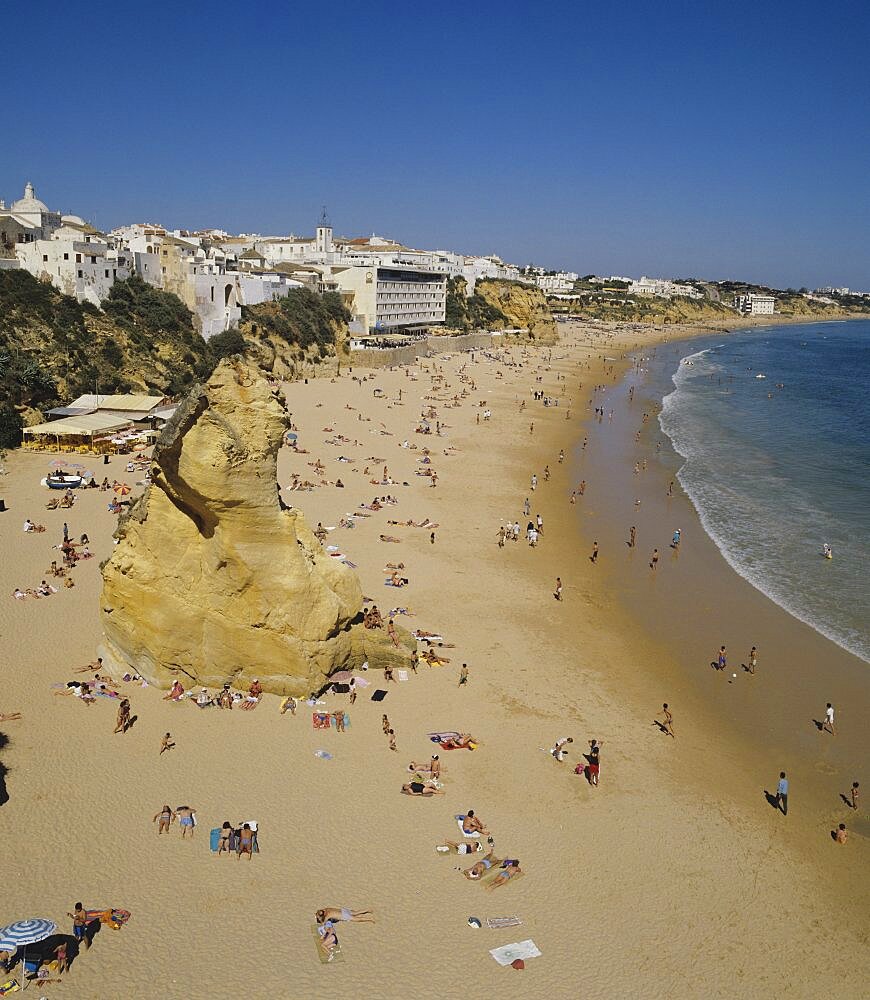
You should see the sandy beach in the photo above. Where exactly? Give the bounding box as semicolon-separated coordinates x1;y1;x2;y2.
0;322;866;999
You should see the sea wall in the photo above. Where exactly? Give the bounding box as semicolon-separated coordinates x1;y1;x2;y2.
348;332;499;368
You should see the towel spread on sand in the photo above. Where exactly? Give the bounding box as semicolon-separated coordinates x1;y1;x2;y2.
489;940;541;966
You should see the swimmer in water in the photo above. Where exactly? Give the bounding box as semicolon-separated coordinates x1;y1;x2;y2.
823;543;833;560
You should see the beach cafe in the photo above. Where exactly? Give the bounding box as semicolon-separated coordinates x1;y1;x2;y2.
22;413;149;454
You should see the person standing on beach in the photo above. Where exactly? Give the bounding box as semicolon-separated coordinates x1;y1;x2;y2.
459;663;469;687
554;577;562;601
523;498;530;516
672;528;681;549
629;526;636;548
668;480;674;496
850;781;859;811
717;646;727;672
660;703;675;738
775;772;788;815
835;823;848;844
650;549;659;570
159;732;176;755
822;702;835;735
530;474;537;492
114;698;131;734
748;646;758;674
497;526;506;548
587;740;602;786
591;541;599;563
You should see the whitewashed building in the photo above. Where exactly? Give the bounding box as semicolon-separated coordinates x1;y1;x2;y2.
536;271;579;293
733;293;775;315
628;276;702;299
328;263;446;333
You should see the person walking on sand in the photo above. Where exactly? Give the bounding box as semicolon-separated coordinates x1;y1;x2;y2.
850;781;859;811
159;732;176;755
559;449;564;463
114;698;131;734
523;497;530;516
530;474;537;491
459;663;469;687
629;525;636;548
835;823;848;844
775;771;788;815
748;646;758;674
650;548;659;570
822;702;835;735
659;703;675;738
554;577;562;601
590;541;599;563
497;525;506;548
717;646;727;672
388;729;397;751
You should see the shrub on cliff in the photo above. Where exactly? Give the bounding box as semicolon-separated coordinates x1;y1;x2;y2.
241;288;350;354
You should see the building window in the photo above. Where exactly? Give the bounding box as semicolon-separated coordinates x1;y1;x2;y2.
76;253;81;263
77;270;83;278
42;254;48;262
91;256;96;264
63;252;69;260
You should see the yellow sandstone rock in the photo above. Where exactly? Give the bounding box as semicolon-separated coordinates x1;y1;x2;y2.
99;357;411;694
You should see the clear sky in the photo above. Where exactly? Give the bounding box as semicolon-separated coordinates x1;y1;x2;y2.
5;0;869;288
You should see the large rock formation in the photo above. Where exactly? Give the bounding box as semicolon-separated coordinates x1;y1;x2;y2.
100;357;412;695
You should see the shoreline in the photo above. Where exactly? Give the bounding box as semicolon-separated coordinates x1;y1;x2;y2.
0;325;865;998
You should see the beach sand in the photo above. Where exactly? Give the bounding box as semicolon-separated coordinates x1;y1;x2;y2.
0;323;866;999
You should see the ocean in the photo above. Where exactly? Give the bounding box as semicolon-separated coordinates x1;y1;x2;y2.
657;319;870;663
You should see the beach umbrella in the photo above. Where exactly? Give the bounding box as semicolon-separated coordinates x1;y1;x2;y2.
0;918;57;984
330;671;353;683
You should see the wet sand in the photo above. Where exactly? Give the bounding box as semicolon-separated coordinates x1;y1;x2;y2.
0;323;865;999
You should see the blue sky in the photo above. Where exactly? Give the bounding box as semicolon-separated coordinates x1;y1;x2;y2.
4;1;869;288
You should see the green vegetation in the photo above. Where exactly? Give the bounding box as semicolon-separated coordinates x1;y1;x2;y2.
241;288;350;356
0;270;214;448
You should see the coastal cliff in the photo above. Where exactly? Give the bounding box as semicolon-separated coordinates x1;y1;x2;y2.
445;277;557;342
474;279;557;341
99;357;412;694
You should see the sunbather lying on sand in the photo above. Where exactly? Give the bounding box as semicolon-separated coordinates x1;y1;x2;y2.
317;922;340;961
464;849;502;879
485;861;522;890
0;711;23;722
437;840;483;855
379;534;402;543
401;780;443;796
422;649;451;666
316;907;375;924
407;755;441;777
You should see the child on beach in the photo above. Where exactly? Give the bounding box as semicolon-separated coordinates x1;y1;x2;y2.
159;732;176;755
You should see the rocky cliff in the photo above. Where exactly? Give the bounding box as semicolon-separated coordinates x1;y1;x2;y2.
100;357;411;694
473;279;557;341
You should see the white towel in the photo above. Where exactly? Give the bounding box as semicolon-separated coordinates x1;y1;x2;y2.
489;940;541;966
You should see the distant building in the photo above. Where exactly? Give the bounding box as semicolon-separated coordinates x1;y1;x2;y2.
536;272;578;294
628;276;702;299
0;182;62;254
329;263;447;333
733;293;775;315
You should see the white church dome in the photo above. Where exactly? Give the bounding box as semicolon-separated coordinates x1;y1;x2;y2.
11;182;49;214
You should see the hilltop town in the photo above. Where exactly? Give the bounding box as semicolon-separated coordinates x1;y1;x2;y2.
3;182;867;347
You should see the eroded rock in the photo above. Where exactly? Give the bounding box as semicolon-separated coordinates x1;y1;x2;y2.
100;357;411;694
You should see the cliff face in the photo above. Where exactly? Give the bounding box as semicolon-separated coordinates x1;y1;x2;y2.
473;279;557;341
100;357;411;694
0;270;213;446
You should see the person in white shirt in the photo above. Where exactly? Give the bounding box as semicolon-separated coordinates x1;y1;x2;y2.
23;519;34;532
551;736;573;761
822;703;835;735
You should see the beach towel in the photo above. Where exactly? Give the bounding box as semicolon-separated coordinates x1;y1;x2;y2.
371;689;388;702
397;670;409;682
489;940;541;966
312;924;344;964
210;828;221;852
486;916;523;929
312;712;331;729
330;713;350;729
0;980;20;995
456;816;481;839
85;908;131;929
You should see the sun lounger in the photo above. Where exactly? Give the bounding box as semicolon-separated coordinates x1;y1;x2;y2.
486;916;523;929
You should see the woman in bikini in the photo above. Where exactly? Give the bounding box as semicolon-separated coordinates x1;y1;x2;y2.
218;821;232;855
237;823;254;859
315;907;375;924
485;861;522;890
153;805;175;834
114;698;131;734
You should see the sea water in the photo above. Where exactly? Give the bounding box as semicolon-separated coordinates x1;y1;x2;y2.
658;320;870;662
